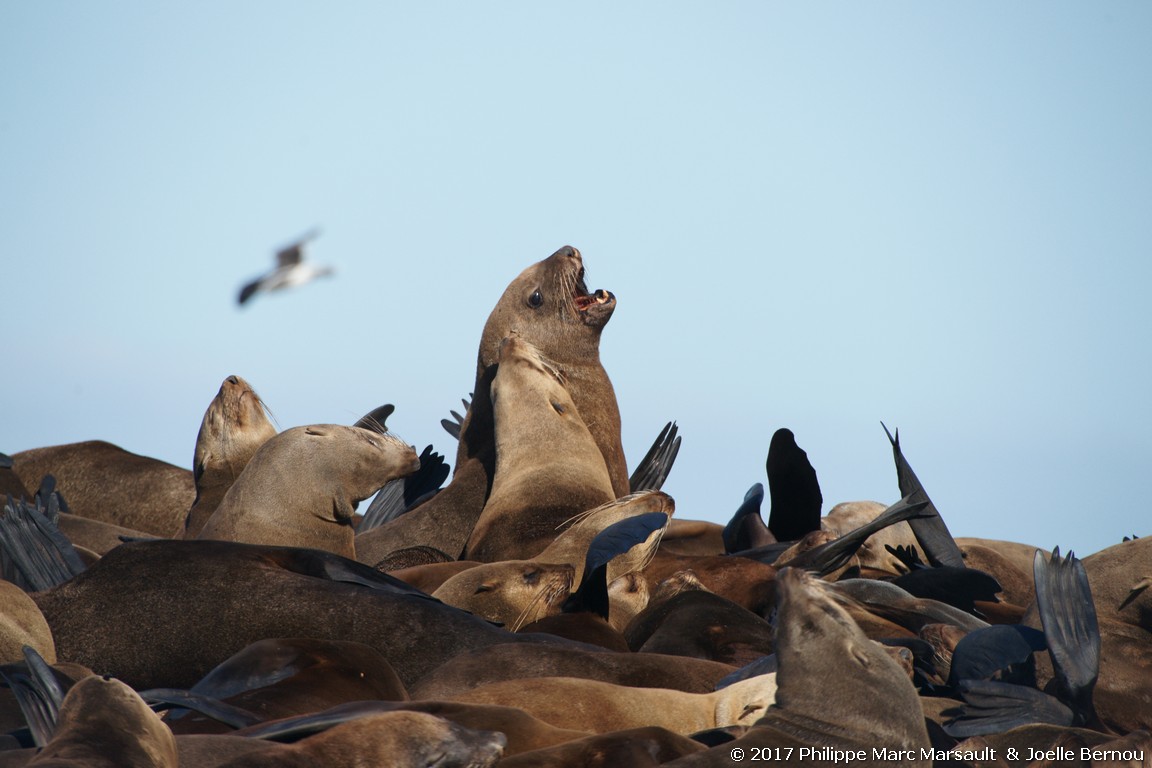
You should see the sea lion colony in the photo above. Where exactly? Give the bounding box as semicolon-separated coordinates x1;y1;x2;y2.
1;245;1149;767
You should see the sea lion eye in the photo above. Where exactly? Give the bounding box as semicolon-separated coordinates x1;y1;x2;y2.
474;584;494;594
551;401;565;414
528;290;543;308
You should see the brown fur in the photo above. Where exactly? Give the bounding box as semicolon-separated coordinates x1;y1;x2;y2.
432;560;575;630
0;580;56;664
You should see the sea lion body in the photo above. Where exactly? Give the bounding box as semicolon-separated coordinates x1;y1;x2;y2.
463;335;615;562
197;425;419;558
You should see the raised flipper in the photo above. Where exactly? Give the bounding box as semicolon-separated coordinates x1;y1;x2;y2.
765;428;822;541
352;403;395;434
722;483;772;554
562;511;669;620
0;495;87;591
947;625;1046;690
359;445;450;531
629;421;681;493
885;543;924;573
440;396;472;440
944;679;1074;737
139;688;261;729
0;646;65;747
881;423;964;568
1034;547;1100;726
780;494;928;575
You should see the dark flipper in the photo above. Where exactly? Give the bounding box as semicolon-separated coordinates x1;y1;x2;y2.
892;566;1003;614
352;404;395;434
0;495;87;591
441;397;472;441
765;428;822;541
944;679;1074;737
881;423;965;568
0;646;65;747
629;422;681;493
722;483;772;554
781;494;929;576
139;688;261;729
947;625;1047;688
359;445;450;531
562;511;668;620
1033;547;1100;726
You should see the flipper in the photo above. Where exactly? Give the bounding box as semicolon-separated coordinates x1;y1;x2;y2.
722;483;772;554
0;494;87;591
947;625;1046;689
237;700;400;742
892;566;1003;614
944;679;1074;737
262;546;438;599
440;396;472;440
881;423;964;568
1033;547;1100;726
780;494;929;575
885;543;924;572
359;445;450;531
0;646;65;747
352;404;395;434
562;511;669;620
764;428;822;541
139;688;261;729
629;421;681;493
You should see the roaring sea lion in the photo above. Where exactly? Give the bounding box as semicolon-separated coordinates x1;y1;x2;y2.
463;335;615;562
31;539;581;691
197;425;419;559
357;245;625;564
10;441;194;537
181;375;278;539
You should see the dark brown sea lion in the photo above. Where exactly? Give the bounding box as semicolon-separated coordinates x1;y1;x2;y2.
197;425;419;559
357;245;625;564
623;590;776;666
410;643;735;700
463;335;615;562
662;568;932;767
31;539;581;691
10;441;194;537
181;375;277;539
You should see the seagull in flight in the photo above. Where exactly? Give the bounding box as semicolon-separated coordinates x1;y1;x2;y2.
237;229;333;306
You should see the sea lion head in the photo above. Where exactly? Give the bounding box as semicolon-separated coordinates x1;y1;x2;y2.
433;560;576;630
193;374;277;489
480;245;615;371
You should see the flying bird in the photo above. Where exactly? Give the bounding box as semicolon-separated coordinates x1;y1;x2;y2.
237;229;333;306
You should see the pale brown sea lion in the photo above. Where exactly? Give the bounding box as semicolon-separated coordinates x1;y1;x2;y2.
10;441;194;537
463;335;615;562
388;560;482;593
821;500;921;575
432;560;575;630
1083;536;1152;633
662;568;932;767
0;580;55;665
181;375;277;539
197;425;419;559
444;671;778;735
495;725;707;767
26;674;179;768
357;245;625;564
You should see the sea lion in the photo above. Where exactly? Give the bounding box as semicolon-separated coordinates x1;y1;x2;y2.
357;245;625;564
197;425;419;559
662;568;932;767
31;539;582;691
624;590;777;666
10;441;194;537
0;580;55;665
821;500;921;575
181;375;278;539
1082;536;1152;633
388;560;482;594
432;560;576;630
410;643;735;700
24;673;179;768
463;335;615;562
495;725;707;767
0;453;30;500
444;671;778;735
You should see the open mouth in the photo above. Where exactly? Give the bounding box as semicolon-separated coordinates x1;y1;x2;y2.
573;271;614;311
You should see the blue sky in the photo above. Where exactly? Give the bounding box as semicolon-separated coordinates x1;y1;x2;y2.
4;3;1149;556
